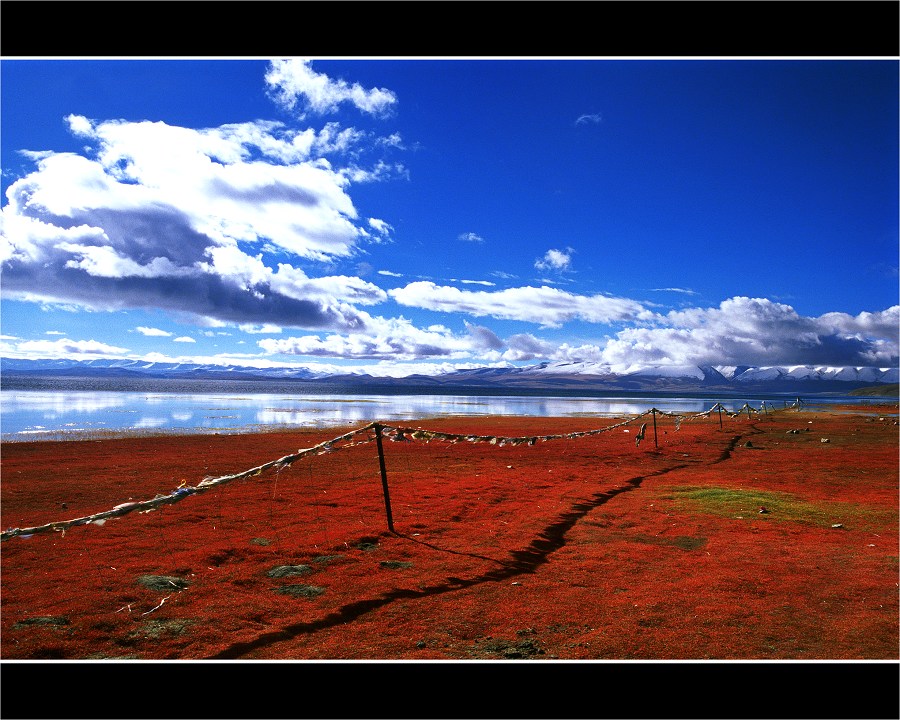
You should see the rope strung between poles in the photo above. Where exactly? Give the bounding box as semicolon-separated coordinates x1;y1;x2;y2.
375;410;651;447
0;421;381;541
1;399;803;542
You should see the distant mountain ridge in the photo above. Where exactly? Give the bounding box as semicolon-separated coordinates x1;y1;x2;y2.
2;357;898;395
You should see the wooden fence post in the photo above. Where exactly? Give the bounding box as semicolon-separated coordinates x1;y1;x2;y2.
652;408;658;449
717;404;723;429
373;423;395;533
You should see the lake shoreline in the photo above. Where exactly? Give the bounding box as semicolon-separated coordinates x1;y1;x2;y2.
3;383;896;442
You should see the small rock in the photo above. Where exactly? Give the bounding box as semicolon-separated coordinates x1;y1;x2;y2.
831;523;844;529
758;507;769;514
820;438;830;443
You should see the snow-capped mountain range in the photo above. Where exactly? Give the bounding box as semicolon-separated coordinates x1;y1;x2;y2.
1;357;897;395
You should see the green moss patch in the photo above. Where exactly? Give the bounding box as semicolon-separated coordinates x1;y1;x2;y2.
661;486;894;529
266;564;313;578
274;584;325;599
379;560;413;570
136;575;190;592
13;616;70;629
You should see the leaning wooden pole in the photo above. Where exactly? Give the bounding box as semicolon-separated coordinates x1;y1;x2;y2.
373;423;395;533
651;408;658;449
717;404;723;429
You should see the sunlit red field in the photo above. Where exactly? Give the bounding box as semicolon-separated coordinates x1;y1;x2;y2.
2;404;897;664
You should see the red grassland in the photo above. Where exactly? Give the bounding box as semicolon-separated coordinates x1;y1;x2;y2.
1;405;897;664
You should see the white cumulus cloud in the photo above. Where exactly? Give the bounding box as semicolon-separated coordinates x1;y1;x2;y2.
535;248;573;272
265;59;398;118
136;327;172;337
14;338;129;357
592;297;900;367
1;66;403;335
458;232;484;243
258;315;478;361
389;281;652;328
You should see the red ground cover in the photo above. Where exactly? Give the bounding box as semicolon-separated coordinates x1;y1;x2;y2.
1;405;897;662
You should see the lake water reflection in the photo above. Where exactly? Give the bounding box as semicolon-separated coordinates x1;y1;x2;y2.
1;389;883;441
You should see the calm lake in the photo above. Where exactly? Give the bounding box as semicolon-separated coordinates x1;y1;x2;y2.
0;387;889;442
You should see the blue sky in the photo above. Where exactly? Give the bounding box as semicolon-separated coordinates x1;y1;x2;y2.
1;58;898;376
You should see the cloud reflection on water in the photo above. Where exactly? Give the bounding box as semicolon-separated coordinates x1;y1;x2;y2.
0;390;868;441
